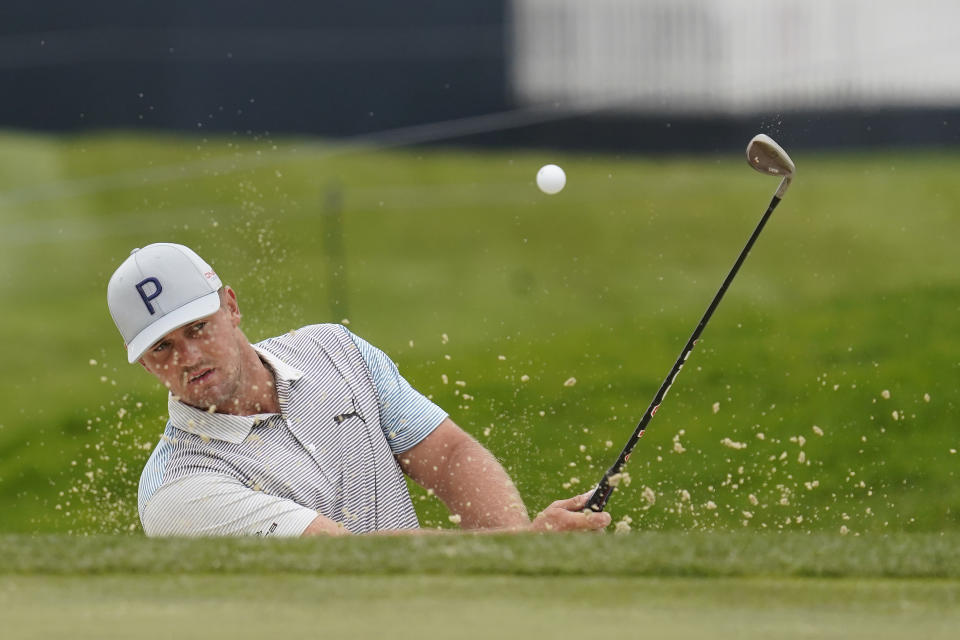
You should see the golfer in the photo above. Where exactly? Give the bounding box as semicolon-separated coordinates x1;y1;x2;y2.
108;243;612;537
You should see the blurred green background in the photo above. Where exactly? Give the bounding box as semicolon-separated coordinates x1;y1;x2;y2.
1;130;957;535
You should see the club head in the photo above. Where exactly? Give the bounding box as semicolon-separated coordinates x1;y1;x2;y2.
746;134;795;199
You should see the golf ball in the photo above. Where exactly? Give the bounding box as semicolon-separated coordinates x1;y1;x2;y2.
536;164;566;195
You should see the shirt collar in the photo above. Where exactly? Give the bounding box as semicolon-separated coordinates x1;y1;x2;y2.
253;344;304;383
167;346;304;444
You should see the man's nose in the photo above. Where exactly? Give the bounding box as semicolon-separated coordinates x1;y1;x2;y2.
175;340;203;367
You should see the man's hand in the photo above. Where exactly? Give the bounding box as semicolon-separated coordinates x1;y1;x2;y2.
530;492;612;532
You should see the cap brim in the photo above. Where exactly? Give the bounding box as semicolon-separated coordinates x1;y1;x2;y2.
125;291;222;363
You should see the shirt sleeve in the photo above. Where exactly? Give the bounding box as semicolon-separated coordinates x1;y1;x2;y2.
140;473;321;537
345;328;448;454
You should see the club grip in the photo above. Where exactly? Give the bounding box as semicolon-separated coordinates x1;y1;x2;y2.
584;480;613;512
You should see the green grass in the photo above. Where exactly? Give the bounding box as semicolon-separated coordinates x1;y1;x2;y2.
1;130;959;536
4;575;959;640
2;532;959;578
2;533;959;639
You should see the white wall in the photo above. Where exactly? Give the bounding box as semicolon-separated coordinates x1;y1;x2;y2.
510;0;960;114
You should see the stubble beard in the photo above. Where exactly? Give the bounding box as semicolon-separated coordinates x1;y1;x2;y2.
178;344;245;413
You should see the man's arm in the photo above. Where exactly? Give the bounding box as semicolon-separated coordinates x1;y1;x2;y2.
397;417;611;532
300;514;352;536
342;328;609;534
398;417;529;529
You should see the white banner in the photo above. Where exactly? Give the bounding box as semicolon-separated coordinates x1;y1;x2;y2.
511;0;960;114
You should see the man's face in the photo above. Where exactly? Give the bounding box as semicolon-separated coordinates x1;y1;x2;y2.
138;289;246;411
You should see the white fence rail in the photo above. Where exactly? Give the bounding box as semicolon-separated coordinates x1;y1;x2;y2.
510;0;960;114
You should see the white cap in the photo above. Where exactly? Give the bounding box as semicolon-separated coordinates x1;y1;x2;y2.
107;243;223;363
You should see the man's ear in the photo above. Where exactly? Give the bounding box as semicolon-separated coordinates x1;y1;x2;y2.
221;286;242;325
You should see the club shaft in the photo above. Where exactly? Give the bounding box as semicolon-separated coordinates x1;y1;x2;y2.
585;193;782;512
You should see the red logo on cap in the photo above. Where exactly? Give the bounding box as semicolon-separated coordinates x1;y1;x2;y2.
204;271;217;279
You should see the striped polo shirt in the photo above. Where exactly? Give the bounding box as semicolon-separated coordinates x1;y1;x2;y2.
137;324;447;537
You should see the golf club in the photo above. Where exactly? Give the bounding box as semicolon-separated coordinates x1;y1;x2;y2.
584;133;796;513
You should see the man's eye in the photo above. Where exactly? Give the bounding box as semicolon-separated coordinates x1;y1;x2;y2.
193;322;207;332
153;342;169;353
